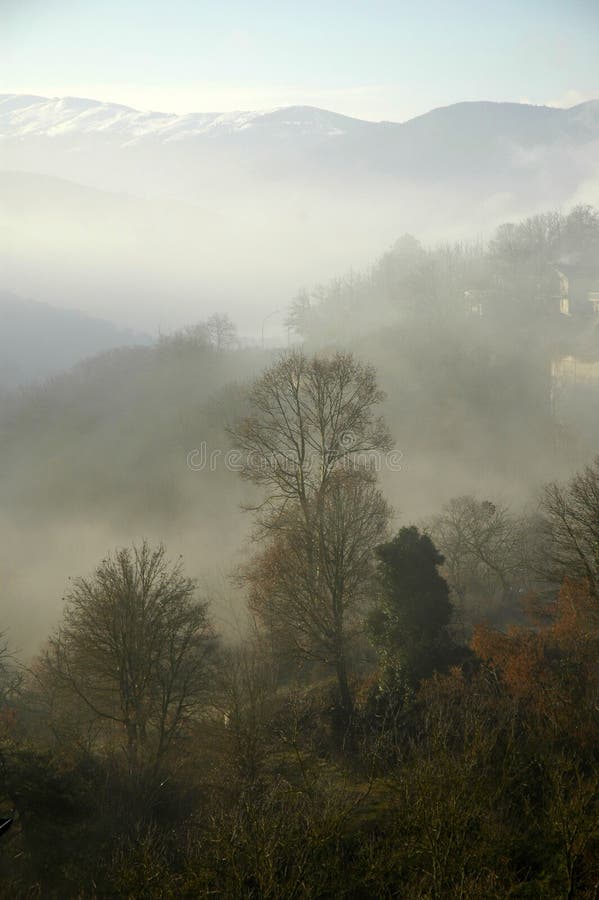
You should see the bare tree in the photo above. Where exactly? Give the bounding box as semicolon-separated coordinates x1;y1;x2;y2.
231;349;391;524
538;457;599;595
0;630;21;707
245;472;390;719
427;496;530;617
206;313;237;351
217;635;280;782
230;350;392;723
41;542;215;773
158;321;210;351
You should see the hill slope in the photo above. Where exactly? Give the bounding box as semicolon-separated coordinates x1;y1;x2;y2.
0;291;148;388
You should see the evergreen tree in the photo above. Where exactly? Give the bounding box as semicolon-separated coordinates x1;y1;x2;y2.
370;526;456;701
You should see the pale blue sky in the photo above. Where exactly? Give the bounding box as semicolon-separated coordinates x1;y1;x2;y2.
2;0;598;120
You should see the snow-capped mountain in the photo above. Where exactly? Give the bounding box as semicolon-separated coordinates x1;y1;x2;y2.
2;92;598;151
0;94;367;145
2;93;599;335
0;94;271;141
2;92;599;201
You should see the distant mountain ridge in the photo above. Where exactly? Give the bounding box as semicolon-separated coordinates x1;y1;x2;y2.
2;93;599;142
3;91;599;192
0;291;149;389
0;94;367;142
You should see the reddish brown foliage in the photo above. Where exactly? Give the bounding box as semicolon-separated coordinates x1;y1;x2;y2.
471;578;599;746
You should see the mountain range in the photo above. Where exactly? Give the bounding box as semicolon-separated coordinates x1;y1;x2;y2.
0;94;599;188
2;92;599;341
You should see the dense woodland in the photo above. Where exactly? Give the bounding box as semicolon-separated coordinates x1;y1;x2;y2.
1;207;599;897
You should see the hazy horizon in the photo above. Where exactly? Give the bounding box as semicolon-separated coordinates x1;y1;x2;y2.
3;0;599;121
3;89;598;123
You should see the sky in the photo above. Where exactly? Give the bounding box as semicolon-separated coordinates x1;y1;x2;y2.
1;0;598;121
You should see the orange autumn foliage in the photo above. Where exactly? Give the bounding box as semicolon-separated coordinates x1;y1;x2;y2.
471;578;599;746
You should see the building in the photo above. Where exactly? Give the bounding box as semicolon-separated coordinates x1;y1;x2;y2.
555;262;599;319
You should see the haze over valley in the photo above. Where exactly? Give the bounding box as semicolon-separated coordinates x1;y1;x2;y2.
3;93;599;332
2;3;599;895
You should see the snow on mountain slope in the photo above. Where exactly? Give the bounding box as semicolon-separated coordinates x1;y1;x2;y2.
0;94;364;144
3;93;599;147
2;93;599;191
0;94;257;140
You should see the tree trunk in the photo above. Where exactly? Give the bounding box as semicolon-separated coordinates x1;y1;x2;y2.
334;652;354;734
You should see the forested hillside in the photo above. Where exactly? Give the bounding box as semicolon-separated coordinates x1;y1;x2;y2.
2;206;599;651
1;207;598;897
4;4;599;895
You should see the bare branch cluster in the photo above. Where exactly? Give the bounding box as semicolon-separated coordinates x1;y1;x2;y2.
538;457;599;594
41;541;215;771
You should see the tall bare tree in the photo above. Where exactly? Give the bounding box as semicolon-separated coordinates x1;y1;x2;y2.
230;350;393;723
231;350;391;522
0;630;21;708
